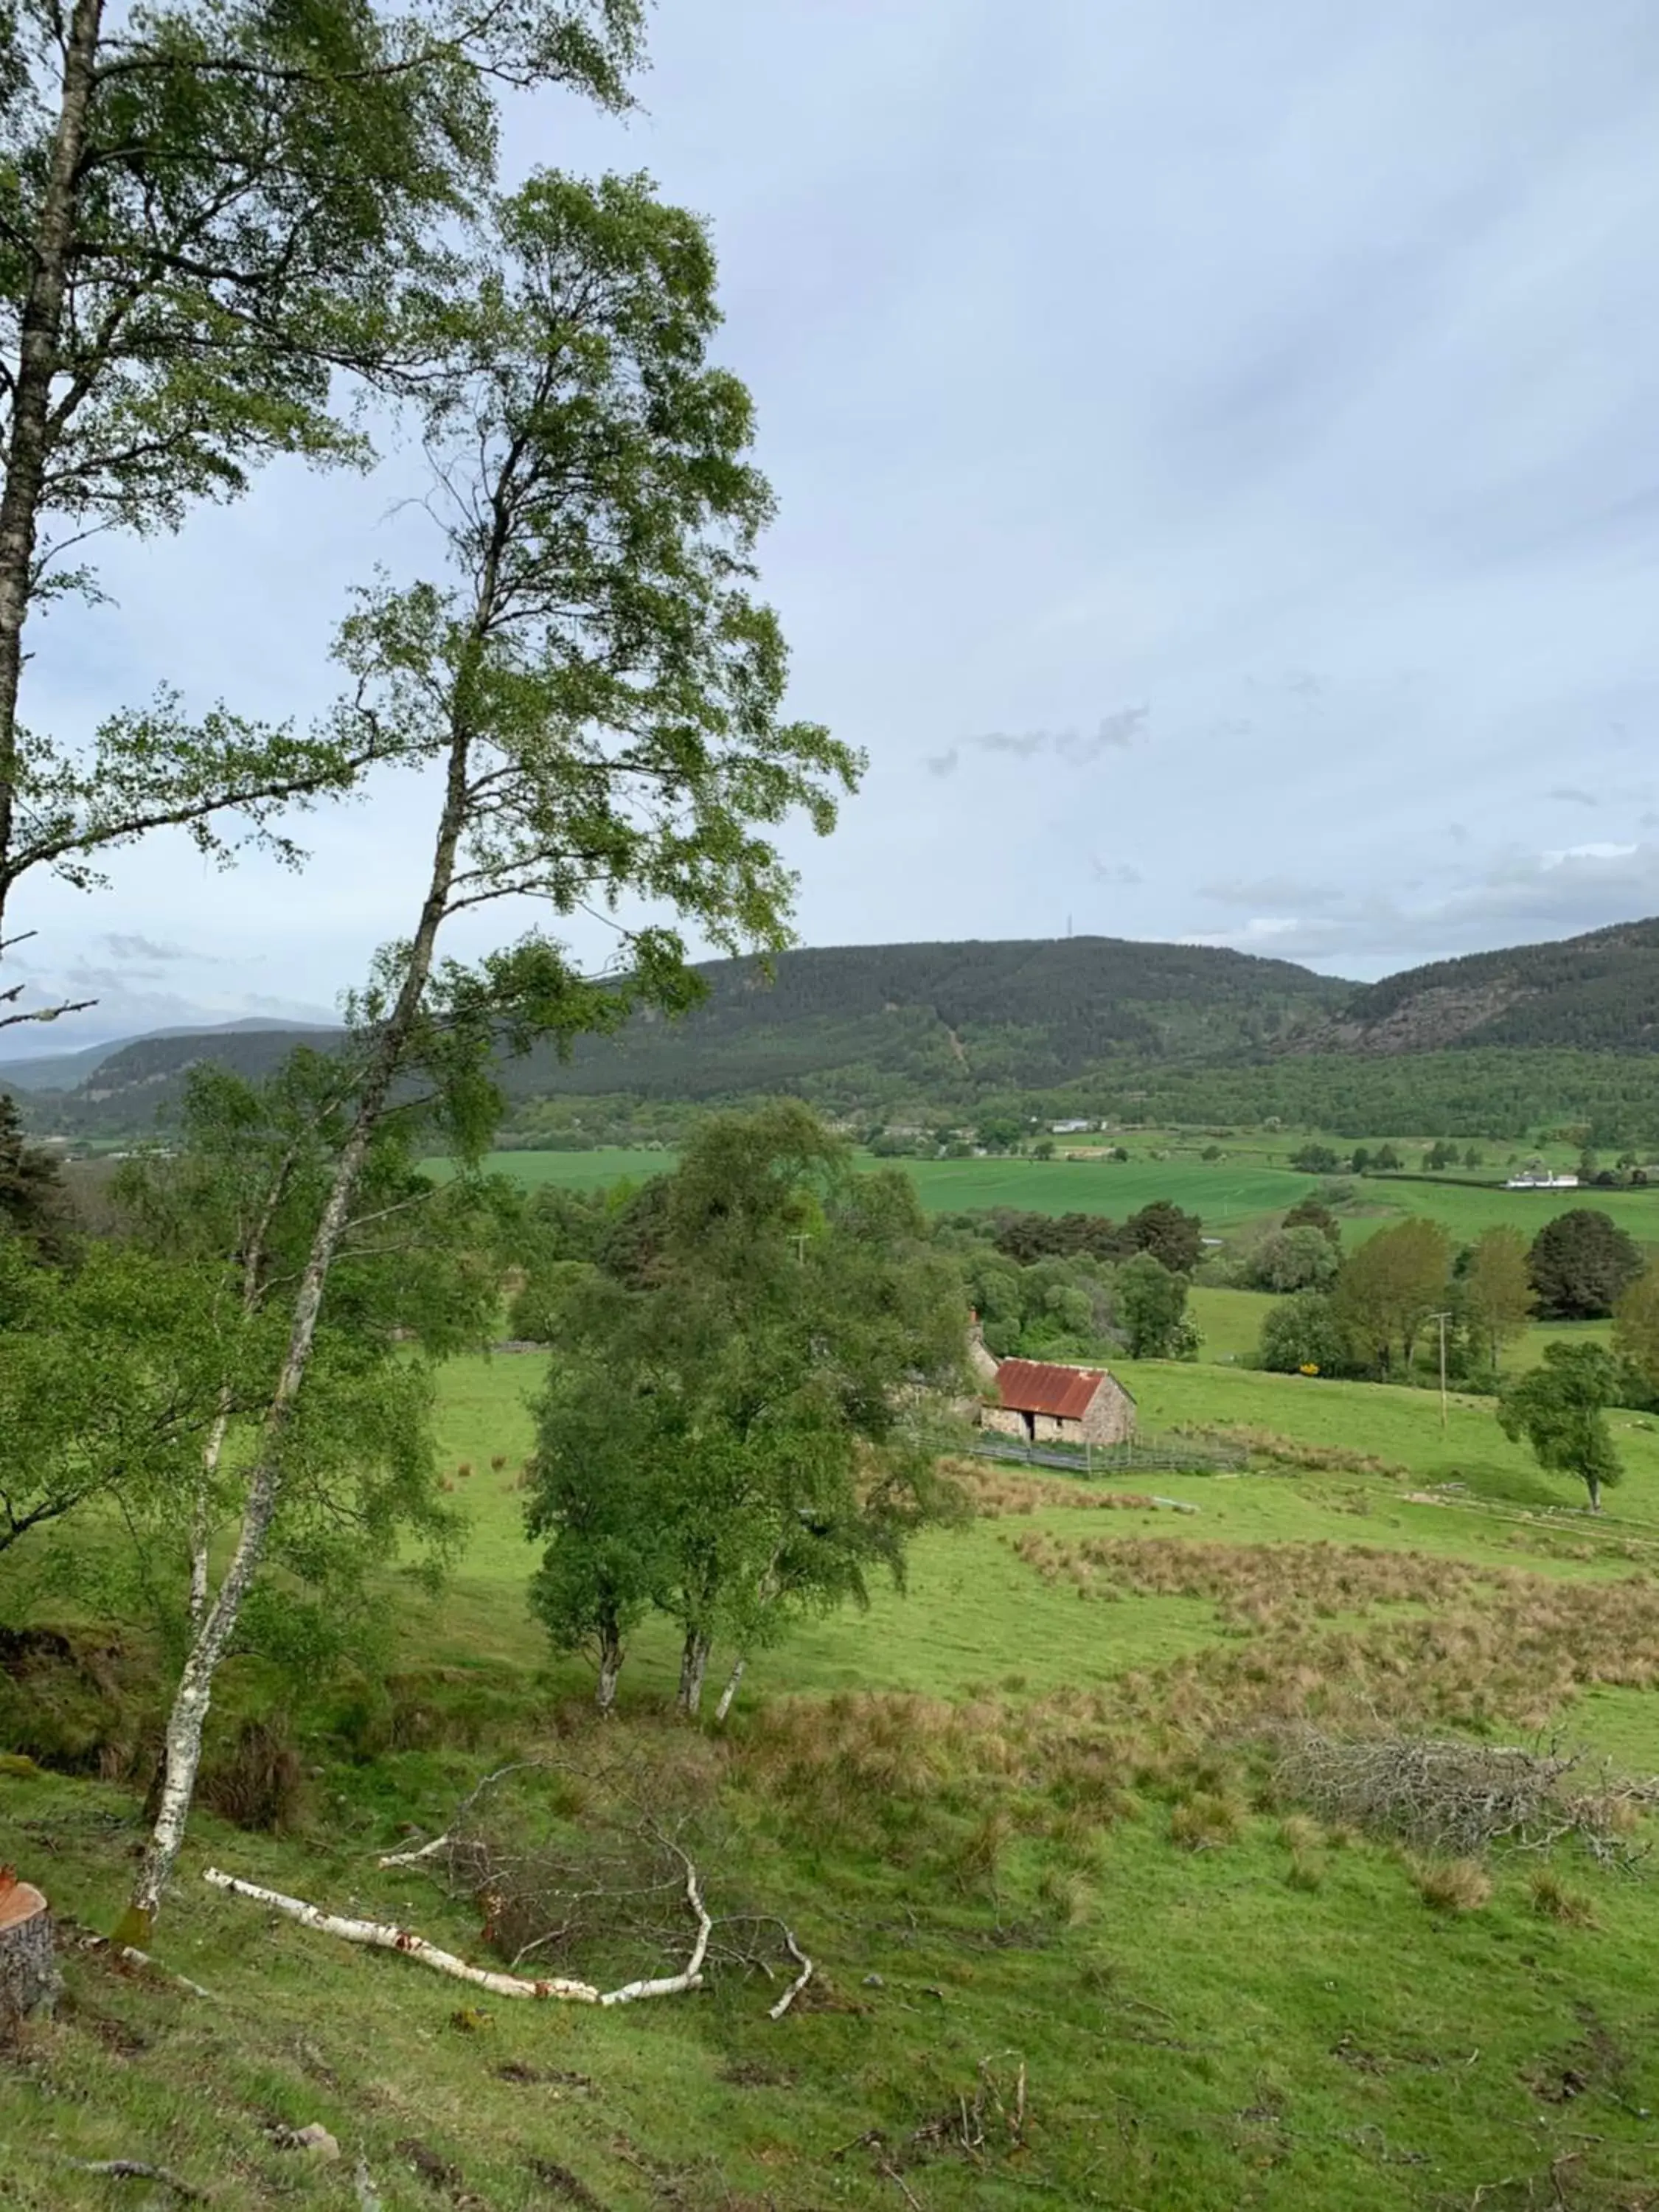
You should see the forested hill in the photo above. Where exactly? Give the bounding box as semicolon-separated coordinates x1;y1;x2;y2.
7;938;1343;1133
23;919;1659;1142
509;936;1343;1099
1303;919;1659;1054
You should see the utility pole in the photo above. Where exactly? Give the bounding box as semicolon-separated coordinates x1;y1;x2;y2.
1428;1310;1452;1433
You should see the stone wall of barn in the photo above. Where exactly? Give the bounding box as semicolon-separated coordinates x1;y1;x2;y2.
1079;1380;1135;1444
981;1405;1029;1440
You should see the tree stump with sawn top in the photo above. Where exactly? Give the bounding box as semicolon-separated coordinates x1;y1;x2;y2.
0;1869;60;2032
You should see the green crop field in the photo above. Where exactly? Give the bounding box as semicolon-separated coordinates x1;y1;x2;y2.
9;1349;1659;2209
469;1147;1659;1254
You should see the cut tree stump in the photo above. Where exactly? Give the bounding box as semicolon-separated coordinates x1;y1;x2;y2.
0;1870;60;2032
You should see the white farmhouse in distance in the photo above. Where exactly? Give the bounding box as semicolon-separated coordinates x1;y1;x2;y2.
1504;1171;1580;1189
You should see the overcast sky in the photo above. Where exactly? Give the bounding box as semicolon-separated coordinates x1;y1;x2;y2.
10;0;1659;1048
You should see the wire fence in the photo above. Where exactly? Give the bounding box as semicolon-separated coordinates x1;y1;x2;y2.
970;1428;1248;1478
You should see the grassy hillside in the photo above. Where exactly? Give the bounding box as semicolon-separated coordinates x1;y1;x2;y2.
6;1354;1659;2208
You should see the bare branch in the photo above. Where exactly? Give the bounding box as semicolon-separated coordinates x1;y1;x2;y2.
203;1860;712;2006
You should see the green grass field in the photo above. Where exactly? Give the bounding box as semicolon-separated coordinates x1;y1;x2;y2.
7;1352;1659;2208
473;1146;1659;1253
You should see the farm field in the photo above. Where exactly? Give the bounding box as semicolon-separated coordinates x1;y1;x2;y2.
470;1146;1659;1251
9;1352;1659;2209
1188;1284;1615;1375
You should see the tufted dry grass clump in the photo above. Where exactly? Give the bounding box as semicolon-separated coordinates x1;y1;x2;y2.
1172;1423;1410;1480
737;1685;1157;1858
1529;1867;1598;1924
1010;1530;1500;1629
1085;1561;1659;1753
942;1459;1161;1518
1409;1856;1492;1912
1168;1789;1245;1850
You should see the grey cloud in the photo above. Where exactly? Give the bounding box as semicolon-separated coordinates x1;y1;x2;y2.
66;961;163;990
925;747;959;777
1201;875;1342;908
953;709;1148;772
1091;860;1144;886
1548;786;1599;807
102;931;193;961
1196;841;1659;968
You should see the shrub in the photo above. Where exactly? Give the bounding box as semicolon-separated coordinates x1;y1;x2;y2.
198;1717;306;1833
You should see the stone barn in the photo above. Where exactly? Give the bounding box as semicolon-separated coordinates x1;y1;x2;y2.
981;1358;1136;1447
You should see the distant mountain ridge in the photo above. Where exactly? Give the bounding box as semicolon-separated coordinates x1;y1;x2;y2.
14;919;1659;1141
0;1015;342;1093
4;937;1343;1134
1303;919;1659;1054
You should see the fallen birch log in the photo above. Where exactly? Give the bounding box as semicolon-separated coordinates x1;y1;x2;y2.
204;1859;712;2007
768;1926;814;2020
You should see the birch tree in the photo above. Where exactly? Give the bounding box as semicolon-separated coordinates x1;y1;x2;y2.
119;168;859;1938
0;0;644;1025
527;1107;969;1718
108;1051;501;1642
0;1222;249;1568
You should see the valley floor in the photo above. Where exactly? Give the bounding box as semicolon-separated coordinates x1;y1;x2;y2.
4;1355;1659;2208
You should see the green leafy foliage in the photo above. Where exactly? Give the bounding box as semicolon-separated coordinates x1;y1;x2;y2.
1528;1208;1644;1321
1116;1252;1197;1360
1256;1289;1354;1376
1460;1226;1537;1370
0;0;646;1007
1332;1220;1451;1377
1248;1224;1340;1294
526;1104;970;1708
0;1226;239;1562
1497;1343;1624;1511
0;1089;70;1256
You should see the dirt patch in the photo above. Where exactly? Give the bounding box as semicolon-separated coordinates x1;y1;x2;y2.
528;2160;610;2210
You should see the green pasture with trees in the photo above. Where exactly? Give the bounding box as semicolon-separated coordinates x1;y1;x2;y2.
6;3;1659;2204
470;1140;1659;1249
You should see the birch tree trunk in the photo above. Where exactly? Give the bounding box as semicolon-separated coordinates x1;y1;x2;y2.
712;1657;744;1724
121;726;476;1941
187;1403;230;1632
676;1630;710;1719
0;0;102;923
595;1621;623;1713
189;1154;294;1631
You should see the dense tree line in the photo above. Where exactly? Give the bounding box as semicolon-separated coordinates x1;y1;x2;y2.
1253;1205;1652;1395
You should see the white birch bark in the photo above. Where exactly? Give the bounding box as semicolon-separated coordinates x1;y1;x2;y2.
712;1656;745;1723
677;1630;711;1717
123;679;481;1939
203;1858;712;2006
596;1633;623;1713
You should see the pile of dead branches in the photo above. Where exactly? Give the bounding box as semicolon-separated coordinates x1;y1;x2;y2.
1273;1728;1659;1863
210;1737;812;2017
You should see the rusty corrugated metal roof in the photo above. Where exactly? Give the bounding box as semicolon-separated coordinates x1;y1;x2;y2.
993;1359;1110;1419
